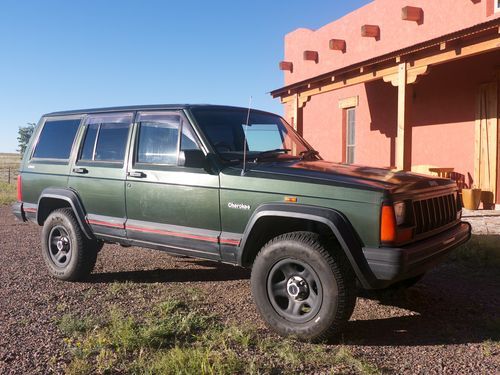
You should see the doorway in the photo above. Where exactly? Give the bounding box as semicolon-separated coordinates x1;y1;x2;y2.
475;82;498;206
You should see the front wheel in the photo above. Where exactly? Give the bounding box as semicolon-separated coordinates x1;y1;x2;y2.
251;231;356;342
41;208;99;281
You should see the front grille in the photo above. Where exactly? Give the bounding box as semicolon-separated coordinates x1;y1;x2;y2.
413;194;457;235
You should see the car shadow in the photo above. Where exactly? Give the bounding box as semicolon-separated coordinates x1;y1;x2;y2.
336;277;500;347
88;260;250;284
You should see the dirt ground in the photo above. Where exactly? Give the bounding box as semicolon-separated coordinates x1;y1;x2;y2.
0;205;499;374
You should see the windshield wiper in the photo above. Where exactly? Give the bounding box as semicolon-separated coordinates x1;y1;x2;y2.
253;148;291;161
299;149;320;160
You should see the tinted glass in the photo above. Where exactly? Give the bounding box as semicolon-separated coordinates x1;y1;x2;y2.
181;125;199;151
80;124;98;161
138;120;179;164
192;108;310;160
245;124;283;151
136;113;200;165
79;114;132;163
33;119;80;159
94;123;130;161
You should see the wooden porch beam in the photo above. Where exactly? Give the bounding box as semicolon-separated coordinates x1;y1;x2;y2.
278;35;499;104
396;63;413;171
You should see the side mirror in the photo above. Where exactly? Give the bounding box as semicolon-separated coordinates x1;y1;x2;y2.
178;150;207;168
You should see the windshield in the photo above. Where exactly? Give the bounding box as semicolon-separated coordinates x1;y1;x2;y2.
191;108;317;161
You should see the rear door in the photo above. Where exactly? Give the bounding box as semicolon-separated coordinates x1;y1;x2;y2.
22;115;83;213
124;111;222;260
68;112;133;240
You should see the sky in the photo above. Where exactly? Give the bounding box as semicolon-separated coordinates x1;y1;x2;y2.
0;0;371;153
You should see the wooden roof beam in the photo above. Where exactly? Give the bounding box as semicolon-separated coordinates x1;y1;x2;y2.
402;6;424;24
279;61;293;72
303;50;319;63
329;39;346;53
361;25;380;40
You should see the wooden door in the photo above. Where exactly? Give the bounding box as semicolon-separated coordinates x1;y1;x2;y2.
474;82;498;204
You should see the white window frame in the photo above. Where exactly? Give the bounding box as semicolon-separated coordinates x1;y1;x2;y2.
495;0;500;13
345;107;356;164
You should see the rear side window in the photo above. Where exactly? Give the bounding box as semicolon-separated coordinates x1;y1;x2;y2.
79;113;132;163
32;119;81;159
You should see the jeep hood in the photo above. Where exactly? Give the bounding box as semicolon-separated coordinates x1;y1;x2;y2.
247;160;456;194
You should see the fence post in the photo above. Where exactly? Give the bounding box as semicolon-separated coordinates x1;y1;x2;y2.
8;167;10;184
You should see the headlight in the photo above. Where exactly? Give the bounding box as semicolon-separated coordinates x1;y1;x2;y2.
393;201;406;226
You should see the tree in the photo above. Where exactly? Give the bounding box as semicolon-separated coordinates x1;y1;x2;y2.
17;123;36;156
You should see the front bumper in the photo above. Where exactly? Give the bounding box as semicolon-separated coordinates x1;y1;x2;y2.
363;221;471;288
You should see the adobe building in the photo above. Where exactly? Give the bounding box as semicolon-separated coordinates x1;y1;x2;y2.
271;0;500;206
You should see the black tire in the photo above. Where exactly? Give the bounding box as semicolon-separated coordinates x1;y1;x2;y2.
41;208;98;281
251;231;356;342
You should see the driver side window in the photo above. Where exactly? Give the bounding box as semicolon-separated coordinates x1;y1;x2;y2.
135;112;200;166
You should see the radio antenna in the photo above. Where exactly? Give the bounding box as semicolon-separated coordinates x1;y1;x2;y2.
241;96;252;176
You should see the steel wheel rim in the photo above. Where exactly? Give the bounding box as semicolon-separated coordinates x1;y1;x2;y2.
267;258;323;323
48;225;72;268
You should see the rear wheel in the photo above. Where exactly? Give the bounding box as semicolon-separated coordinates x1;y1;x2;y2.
41;208;98;281
251;231;356;342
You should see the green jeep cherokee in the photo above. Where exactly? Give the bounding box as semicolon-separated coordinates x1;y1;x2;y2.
13;104;471;341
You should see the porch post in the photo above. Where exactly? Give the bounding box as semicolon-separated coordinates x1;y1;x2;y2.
396;63;413;171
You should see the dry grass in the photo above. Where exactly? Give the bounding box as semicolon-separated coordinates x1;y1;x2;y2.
0;182;16;205
0;153;21;187
60;298;380;375
0;153;21;167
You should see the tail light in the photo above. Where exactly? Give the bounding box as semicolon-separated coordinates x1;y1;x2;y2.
17;175;22;202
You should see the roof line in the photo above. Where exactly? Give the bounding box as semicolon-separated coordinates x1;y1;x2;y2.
271;18;500;97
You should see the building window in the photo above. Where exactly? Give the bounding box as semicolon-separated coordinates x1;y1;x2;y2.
496;0;500;12
345;108;356;164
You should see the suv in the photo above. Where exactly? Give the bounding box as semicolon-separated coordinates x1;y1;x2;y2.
13;105;470;341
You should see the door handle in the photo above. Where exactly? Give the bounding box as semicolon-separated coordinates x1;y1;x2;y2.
127;171;147;178
73;167;88;174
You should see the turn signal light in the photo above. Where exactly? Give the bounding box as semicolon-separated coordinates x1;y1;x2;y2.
380;205;397;243
17;175;22;202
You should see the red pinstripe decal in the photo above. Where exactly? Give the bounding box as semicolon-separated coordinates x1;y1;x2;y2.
220;238;241;246
24;208;37;213
126;225;220;244
87;219;125;229
88;218;240;246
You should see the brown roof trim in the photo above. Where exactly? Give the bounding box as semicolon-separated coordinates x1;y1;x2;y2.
271;18;500;98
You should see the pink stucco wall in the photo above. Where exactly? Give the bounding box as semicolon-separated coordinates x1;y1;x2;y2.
283;0;499;86
289;50;500;183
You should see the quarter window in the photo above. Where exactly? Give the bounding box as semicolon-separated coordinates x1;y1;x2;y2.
33;119;81;159
345;108;356;164
79;114;132;163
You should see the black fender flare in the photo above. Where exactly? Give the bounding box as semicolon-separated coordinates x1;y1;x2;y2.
238;203;378;289
37;187;94;240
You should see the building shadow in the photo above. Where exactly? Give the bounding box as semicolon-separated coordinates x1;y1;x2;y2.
335;264;500;347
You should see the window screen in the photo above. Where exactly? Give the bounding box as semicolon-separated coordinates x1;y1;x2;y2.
79;114;132;163
33;119;81;159
346;108;356;164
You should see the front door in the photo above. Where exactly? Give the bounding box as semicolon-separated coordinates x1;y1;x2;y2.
475;82;498;206
68;112;133;239
125;111;221;260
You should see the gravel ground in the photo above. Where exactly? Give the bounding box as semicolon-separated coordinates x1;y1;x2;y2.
0;205;499;374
